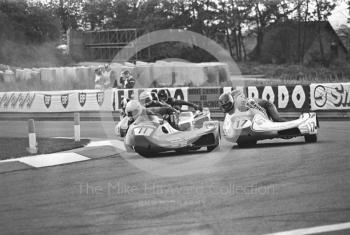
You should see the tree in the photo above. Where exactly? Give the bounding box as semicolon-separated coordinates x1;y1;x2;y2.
312;0;337;65
249;0;303;60
0;0;60;43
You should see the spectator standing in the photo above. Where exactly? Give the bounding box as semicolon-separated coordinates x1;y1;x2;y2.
95;64;115;89
94;66;104;89
101;64;112;88
119;70;135;89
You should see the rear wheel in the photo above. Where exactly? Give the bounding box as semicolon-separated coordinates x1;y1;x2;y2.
175;148;190;154
305;134;317;143
134;147;158;157
136;151;157;158
237;139;257;148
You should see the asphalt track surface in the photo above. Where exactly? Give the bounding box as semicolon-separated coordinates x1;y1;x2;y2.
0;120;350;234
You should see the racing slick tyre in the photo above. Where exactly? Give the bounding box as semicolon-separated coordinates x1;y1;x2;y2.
207;144;219;152
304;134;317;143
175;148;190;154
136;151;157;158
237;139;257;148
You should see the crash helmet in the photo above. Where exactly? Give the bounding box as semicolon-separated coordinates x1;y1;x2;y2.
139;91;153;106
158;89;168;102
121;70;130;77
219;92;234;113
120;97;129;109
151;92;159;101
125;100;143;120
231;89;244;99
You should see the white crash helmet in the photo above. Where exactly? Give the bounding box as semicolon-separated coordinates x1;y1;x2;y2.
125;100;143;120
139;91;153;106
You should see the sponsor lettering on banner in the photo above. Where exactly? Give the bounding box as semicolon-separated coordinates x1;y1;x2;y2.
44;95;51;108
291;85;306;109
247;85;310;111
116;89;135;110
0;94;4;106
17;94;24;107
0;92;36;109
96;92;105;106
310;83;350;110
16;93;35;108
115;88;188;110
27;93;35;107
152;88;186;102
10;94;20;107
3;93;14;108
61;94;69;108
78;92;86;107
188;87;222;109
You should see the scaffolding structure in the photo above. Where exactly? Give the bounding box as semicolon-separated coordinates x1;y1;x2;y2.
83;28;149;62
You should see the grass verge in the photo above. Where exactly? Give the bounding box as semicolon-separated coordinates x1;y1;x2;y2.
0;137;90;160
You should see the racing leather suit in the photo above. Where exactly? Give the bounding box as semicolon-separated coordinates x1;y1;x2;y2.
146;100;171;108
132;106;179;129
164;97;202;111
232;90;286;122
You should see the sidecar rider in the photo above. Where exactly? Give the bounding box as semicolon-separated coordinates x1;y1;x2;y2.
125;100;179;127
158;89;203;111
218;90;286;122
120;96;130;118
139;91;171;108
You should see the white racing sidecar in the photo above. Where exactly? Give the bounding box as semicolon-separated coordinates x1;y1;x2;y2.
116;107;212;137
222;108;319;148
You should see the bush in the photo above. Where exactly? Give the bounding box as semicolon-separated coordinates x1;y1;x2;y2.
0;40;73;68
0;0;68;68
237;61;350;84
0;0;60;44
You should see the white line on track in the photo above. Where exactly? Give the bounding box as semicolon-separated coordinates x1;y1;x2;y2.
0;152;89;167
265;222;350;235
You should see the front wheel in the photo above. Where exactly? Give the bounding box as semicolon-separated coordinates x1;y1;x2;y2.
207;144;219;152
237;139;257;148
305;134;317;143
136;151;158;158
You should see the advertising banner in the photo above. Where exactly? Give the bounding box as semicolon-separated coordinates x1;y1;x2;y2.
0;85;314;113
0;89;113;112
310;83;350;110
188;87;222;109
246;85;310;111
